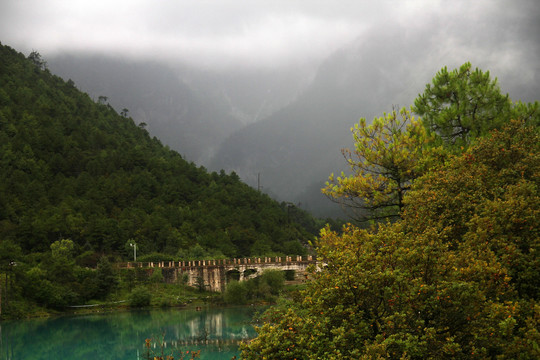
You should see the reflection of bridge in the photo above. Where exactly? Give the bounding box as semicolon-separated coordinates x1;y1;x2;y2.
117;256;316;292
150;338;248;348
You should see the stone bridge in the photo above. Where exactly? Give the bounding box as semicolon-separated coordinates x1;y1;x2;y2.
117;255;316;292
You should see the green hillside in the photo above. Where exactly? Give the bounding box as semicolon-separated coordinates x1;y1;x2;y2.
0;43;314;261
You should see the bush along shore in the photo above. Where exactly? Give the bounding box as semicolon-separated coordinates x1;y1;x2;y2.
0;255;299;320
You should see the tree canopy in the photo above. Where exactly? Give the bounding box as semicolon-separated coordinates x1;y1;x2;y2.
0;42;329;316
326;62;539;224
243;62;540;358
243;120;539;359
0;43;315;261
414;62;512;146
403;120;539;300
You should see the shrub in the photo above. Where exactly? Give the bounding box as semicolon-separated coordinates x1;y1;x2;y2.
223;270;285;304
149;268;163;284
129;286;151;307
284;270;296;281
223;281;248;305
95;256;117;299
260;270;285;296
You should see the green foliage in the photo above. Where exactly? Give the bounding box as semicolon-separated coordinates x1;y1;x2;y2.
22;266;63;307
224;270;285;305
129;286;152;307
175;243;228;261
323;107;431;222
0;41;319;317
284;270;296;281
403;120;540;300
95;256;117;299
0;239;22;270
195;275;206;292
511;100;540;127
149;268;164;284
0;42;312;266
223;281;249;305
414;62;512;146
325;62;538;225
243;124;539;356
250;239;274;257
27;51;47;70
137;253;176;263
259;269;285;296
50;239;74;259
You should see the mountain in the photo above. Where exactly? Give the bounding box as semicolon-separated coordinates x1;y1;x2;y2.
208;29;429;216
0;42;314;259
42;23;540;220
208;25;540;217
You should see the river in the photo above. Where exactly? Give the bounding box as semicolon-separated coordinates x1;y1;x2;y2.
0;306;262;359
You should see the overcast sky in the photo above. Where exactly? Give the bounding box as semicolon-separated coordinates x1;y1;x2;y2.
2;0;538;71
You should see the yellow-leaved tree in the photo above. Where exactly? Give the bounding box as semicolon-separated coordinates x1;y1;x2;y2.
242;120;540;360
322;107;432;222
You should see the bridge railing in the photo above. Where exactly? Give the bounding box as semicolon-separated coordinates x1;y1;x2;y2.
116;255;316;269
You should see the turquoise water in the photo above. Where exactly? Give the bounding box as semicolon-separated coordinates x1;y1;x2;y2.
0;307;262;359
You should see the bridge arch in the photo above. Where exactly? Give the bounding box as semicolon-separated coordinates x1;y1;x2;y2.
226;269;240;282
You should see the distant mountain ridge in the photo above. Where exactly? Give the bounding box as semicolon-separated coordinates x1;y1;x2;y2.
47;55;314;164
209;29;431;216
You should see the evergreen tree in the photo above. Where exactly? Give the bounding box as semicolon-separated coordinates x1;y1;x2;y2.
414;62;512;146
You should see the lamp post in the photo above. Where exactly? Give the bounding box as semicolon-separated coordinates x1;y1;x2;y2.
130;242;137;262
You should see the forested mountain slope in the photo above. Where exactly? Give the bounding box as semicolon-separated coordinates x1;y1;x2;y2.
0;43;312;260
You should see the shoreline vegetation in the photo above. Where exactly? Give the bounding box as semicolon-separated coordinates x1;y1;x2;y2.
1;267;299;321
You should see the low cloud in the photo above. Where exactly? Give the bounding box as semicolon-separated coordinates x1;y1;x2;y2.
1;0;538;77
0;0;369;68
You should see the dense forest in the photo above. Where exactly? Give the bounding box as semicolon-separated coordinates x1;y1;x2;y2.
242;63;540;358
0;43;327;315
0;43;322;258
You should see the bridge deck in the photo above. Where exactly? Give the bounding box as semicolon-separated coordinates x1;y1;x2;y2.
117;255;316;269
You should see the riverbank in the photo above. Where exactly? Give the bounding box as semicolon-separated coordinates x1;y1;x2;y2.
1;281;302;321
1;267;306;322
0;282;221;321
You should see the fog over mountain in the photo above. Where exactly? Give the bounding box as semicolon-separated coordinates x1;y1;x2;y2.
46;56;314;162
210;20;540;216
2;0;539;218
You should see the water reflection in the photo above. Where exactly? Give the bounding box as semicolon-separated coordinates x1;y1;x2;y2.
0;306;261;360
